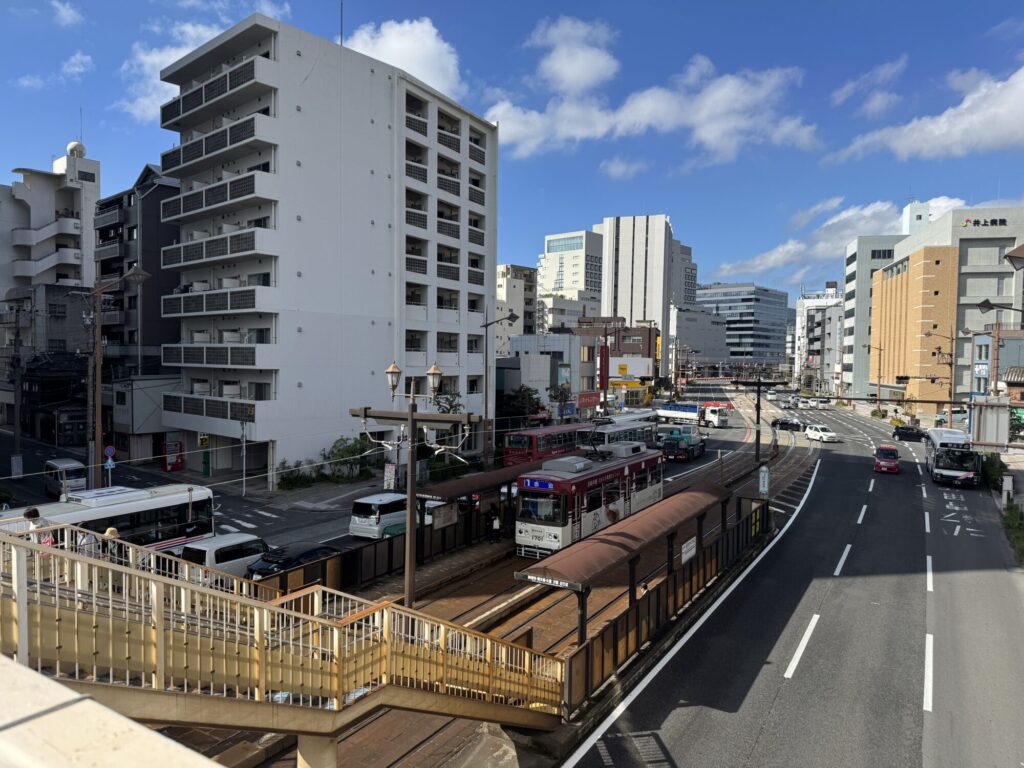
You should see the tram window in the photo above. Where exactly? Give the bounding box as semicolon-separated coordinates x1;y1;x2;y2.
537;437;548;451
634;470;648;492
519;495;563;525
586;488;602;513
605;480;621;504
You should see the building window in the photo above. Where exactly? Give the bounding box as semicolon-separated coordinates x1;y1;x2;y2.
115;391;127;406
48;339;66;352
126;226;137;241
48;303;66;318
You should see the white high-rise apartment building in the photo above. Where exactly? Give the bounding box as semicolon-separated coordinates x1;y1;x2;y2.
157;14;497;479
794;283;843;394
595;215;694;376
495;264;536;356
537;230;602;300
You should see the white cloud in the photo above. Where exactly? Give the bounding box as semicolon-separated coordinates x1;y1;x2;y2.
487;46;817;165
789;196;844;229
527;17;619;96
50;0;82;26
987;18;1024;38
60;50;93;79
344;18;466;99
715;195;965;281
599;157;649;180
946;67;989;95
829;64;1024;163
858;89;900;118
253;0;290;20
831;55;908;106
115;21;223;123
16;74;45;89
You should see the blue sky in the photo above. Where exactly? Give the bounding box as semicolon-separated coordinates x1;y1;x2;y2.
5;1;1024;303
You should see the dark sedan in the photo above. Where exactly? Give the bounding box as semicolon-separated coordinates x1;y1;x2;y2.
771;417;803;431
892;425;926;442
245;541;344;581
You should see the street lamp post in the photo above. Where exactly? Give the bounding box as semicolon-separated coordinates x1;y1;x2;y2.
90;264;149;489
732;373;787;463
925;329;957;428
978;298;1024;398
351;364;480;608
480;310;518;466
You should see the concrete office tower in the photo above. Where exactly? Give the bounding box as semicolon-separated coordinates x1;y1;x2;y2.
0;141;101;427
537;230;602;299
872;206;1024;419
794;282;844;393
695;282;789;365
594;215;692;376
841;235;904;397
157;14;497;479
495;264;536;356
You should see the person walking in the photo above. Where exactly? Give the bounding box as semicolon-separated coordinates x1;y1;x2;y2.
23;507;55;546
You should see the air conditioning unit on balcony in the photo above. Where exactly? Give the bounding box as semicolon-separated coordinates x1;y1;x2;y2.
220;277;241;289
192;281;210;292
192;382;210;395
221;384;241;399
188;229;210;241
220;330;242;343
191;331;211;343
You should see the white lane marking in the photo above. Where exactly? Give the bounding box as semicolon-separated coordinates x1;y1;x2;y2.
561;459;823;768
834;544;853;576
926;555;934;592
218;524;239;533
214;511;224;517
953;525;961;536
924;511;931;534
784;613;821;679
917;464;923;476
921;485;928;499
869;479;875;493
232;519;258;529
924;634;934;712
857;505;867;525
253;509;279;518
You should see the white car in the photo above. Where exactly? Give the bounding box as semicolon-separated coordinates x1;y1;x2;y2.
805;424;838;442
797;398;814;409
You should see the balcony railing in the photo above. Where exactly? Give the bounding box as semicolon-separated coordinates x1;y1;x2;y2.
469;144;486;165
437;130;461;153
468;227;485;246
468;186;485;206
406;256;427;274
161;171;277;223
163;392;257;423
161;227;279;269
405;161;427;183
405;209;428;229
437;219;460;240
161;286;268;317
95;241;124;261
405;114;427;136
161;114;274;175
162;343;275;369
437;176;460;197
437;264;460;282
160;56;274;128
468;268;485;286
94;208;124;229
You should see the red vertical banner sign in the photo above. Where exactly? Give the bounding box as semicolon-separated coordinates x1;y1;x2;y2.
598;345;610;390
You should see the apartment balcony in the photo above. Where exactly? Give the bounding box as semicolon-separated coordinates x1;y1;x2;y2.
163;392;282;441
94;208;125;229
437;129;461;153
405;160;428;184
468;143;486;166
162;342;282;370
101;310;125;326
436;263;460;282
405;113;428;137
161;171;280;224
437;306;460;325
11;216;81;247
405;255;428;275
405;302;427;322
468;186;485;207
405;208;428;230
12;248;82;279
95;241;126;262
161;285;276;318
162;227;283;269
468;268;485;286
160;114;279;177
437;175;460;198
160;55;277;130
437;219;460;240
468;226;485;247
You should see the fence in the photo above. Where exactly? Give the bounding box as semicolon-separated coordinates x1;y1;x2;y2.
563;496;770;716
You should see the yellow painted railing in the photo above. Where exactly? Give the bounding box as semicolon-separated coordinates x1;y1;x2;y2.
0;527;563;731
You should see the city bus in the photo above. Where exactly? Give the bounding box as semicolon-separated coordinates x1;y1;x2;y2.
0;484;216;553
924;428;982;486
501;424;582;466
515;442;664;558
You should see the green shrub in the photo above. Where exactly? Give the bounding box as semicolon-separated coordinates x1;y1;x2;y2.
276;459;317;490
870;408;886;419
981;452;1007;490
889;417;906;427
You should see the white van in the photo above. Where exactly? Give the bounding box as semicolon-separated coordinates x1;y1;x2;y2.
349;493;442;539
180;533;269;578
42;458;87;498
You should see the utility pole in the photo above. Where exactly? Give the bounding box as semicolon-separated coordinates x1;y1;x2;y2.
732;373;787;463
10;304;24;479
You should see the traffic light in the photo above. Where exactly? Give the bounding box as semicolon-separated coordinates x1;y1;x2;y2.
895;375;910;384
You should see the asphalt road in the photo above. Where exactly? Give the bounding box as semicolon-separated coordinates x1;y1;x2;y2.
567;406;1024;768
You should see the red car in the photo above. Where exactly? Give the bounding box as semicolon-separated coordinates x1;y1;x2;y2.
873;445;901;473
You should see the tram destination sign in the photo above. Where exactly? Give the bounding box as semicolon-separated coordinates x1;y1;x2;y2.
522;479;555;490
514;571;584;592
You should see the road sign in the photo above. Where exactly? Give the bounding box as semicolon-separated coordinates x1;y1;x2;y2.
104;457;116;471
758;464;770;497
198;433;210;448
680;536;697;564
104;445;115;458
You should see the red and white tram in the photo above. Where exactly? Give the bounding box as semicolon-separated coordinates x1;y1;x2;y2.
515;442;664;558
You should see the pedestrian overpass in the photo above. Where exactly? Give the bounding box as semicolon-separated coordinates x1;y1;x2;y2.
0;525;562;767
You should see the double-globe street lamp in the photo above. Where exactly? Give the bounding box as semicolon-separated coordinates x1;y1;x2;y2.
480;310;518;465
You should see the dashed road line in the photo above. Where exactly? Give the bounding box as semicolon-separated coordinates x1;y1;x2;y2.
921;485;928;499
253;509;279;518
784;613;821;679
834;544;852;576
924;634;934;712
926;555;934;592
857;504;866;525
924;511;930;534
218;524;239;533
953;525;961;536
232;519;258;529
869;479;875;493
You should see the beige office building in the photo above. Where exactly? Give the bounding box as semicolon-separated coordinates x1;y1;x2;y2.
871;207;1024;419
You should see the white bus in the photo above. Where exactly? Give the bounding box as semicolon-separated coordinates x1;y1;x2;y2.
0;484;216;553
593;408;657;426
578;421;658;450
924;428;982;486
